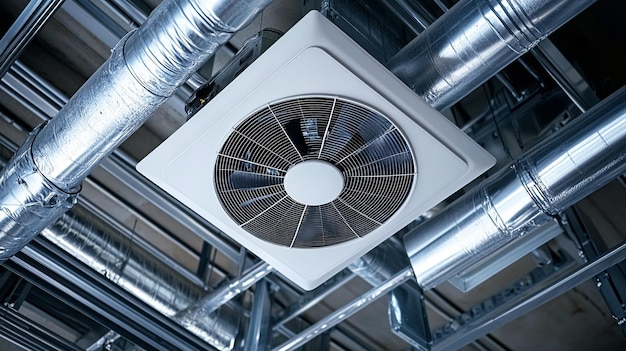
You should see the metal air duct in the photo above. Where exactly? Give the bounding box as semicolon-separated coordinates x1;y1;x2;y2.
0;133;240;349
405;86;626;289
44;204;241;349
387;0;595;110
0;0;271;261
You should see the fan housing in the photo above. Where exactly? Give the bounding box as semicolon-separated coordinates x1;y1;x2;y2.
137;11;495;290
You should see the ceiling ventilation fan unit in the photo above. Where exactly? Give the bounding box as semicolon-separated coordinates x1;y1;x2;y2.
137;11;495;290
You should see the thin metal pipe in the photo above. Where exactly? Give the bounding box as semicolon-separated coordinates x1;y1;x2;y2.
0;137;239;349
531;39;600;113
175;262;273;329
272;267;414;351
405;86;626;289
0;0;65;79
244;279;272;351
272;269;355;330
9;242;210;351
434;240;626;350
0;0;271;261
0;303;84;351
387;0;596;110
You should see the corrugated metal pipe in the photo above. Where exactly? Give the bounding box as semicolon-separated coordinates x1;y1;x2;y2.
44;204;241;349
0;0;271;261
405;86;626;289
0;136;239;349
386;0;595;110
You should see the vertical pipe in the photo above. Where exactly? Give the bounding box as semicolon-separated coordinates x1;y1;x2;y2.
244;279;272;351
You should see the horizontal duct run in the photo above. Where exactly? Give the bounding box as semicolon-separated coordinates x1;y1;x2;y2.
0;0;270;262
405;86;626;289
387;0;595;110
0;139;239;349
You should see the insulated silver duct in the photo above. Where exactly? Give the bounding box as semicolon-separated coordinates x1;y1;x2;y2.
43;204;240;349
175;261;274;331
387;0;595;110
405;86;626;289
0;146;240;349
45;204;205;317
349;239;409;286
0;0;271;260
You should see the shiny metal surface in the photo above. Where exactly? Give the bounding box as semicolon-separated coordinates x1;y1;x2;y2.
32;32;165;191
519;87;626;215
41;202;240;349
43;204;205;317
29;0;270;189
123;0;268;98
176;261;273;327
349;239;409;286
0;0;65;79
0;127;77;262
244;279;272;351
0;0;270;264
1;58;242;264
387;0;595;110
448;219;562;292
0;141;239;349
405;87;626;289
272;267;414;351
434;239;626;351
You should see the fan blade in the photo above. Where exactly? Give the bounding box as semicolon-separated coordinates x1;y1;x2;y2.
229;171;282;190
284;119;309;156
239;193;278;208
357;113;391;142
319;104;357;160
359;130;410;163
293;206;324;247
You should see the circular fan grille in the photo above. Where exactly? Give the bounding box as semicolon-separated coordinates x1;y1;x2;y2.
215;96;416;248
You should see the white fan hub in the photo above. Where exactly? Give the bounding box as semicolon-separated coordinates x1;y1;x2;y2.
284;160;344;206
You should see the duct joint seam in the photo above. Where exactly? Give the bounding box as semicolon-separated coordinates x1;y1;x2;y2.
0;124;78;260
482;0;543;54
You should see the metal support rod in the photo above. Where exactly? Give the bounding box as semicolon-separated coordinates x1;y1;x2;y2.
531;39;600;113
244;279;272;351
0;0;65;79
272;267;414;351
176;262;273;327
272;269;355;330
434;240;626;350
6;240;211;351
85;331;122;351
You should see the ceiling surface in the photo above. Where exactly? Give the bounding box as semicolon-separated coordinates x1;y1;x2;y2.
1;0;626;350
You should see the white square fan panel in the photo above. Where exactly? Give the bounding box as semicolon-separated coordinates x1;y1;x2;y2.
137;11;495;290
